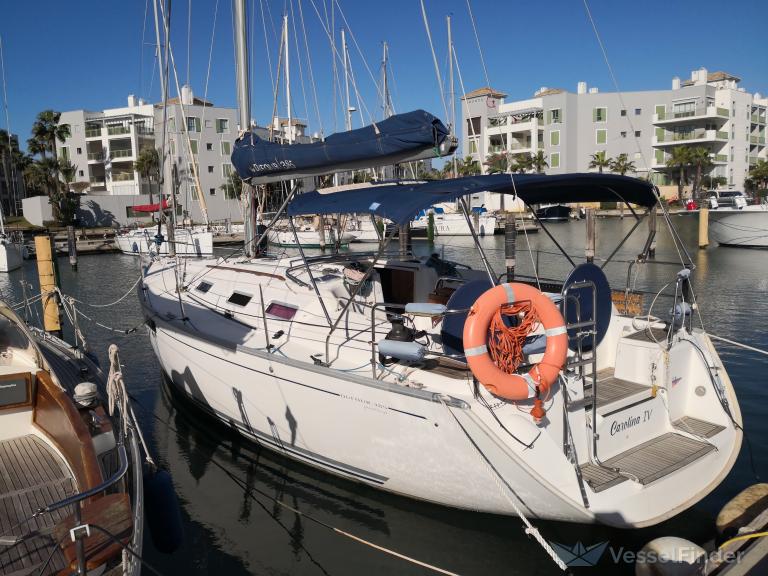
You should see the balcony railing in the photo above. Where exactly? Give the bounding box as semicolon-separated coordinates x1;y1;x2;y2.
654;106;729;122
89;177;105;184
751;113;766;124
714;154;728;162
749;156;759;165
654;129;729;143
87;152;103;161
488;117;507;128
107;126;130;135
111;173;134;181
488;145;505;153
85;129;101;138
750;135;766;145
111;149;132;158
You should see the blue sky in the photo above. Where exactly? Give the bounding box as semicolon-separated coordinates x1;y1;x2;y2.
1;0;765;150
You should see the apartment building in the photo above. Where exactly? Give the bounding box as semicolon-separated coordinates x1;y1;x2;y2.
461;68;767;206
54;86;315;224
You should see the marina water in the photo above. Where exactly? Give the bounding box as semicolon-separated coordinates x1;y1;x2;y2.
2;216;766;575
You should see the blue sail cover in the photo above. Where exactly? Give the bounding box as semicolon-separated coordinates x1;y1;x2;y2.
287;173;658;225
232;110;452;184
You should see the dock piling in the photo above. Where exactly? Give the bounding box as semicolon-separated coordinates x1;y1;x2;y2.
66;225;78;269
699;208;709;249
34;235;61;336
504;215;516;280
585;208;596;263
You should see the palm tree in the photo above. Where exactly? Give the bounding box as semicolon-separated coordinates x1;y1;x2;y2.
609;153;636;176
665;146;692;200
688;147;712;198
30;110;71;159
532;150;548;173
588;151;611;173
135;147;161;203
456;156;480;177
220;171;242;200
56;160;80;224
748;159;768;193
511;153;534;173
484;153;509;174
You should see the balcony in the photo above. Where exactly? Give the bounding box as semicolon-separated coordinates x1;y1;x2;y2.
750;135;766;145
752;113;766;125
653;106;729;124
110;149;133;159
87;152;103;161
653;129;729;146
111;173;134;181
85;128;102;138
107;125;130;136
713;154;728;163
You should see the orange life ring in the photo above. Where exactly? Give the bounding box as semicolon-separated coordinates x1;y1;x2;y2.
463;283;568;401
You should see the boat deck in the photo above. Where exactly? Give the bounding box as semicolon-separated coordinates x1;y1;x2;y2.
0;435;73;575
580;432;716;493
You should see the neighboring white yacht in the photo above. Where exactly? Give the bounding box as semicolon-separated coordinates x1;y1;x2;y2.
708;202;768;247
139;172;742;528
0;234;21;272
411;203;497;237
115;226;213;257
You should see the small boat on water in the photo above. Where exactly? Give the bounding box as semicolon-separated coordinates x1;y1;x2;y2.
0;304;145;575
535;203;571;222
115;226;213;257
411;204;497;237
267;220;357;248
708;201;768;248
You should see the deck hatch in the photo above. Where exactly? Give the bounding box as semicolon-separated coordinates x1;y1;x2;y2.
228;292;253;306
196;281;213;293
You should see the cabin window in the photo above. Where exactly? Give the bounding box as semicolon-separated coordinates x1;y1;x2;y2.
228;292;252;306
266;302;298;320
196;281;213;293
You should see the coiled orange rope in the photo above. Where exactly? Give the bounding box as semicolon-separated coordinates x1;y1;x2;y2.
487;301;541;375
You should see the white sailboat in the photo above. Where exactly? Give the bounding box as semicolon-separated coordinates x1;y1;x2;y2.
708;201;768;248
115;225;213;257
139;3;741;530
0;234;21;272
411;203;497;237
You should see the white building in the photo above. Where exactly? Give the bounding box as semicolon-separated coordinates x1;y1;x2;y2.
461;68;767;206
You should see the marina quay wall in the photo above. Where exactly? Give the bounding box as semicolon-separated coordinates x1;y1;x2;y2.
21;194;243;228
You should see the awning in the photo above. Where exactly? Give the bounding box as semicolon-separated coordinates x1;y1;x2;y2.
287;173;658;225
232;110;454;185
130;199;169;213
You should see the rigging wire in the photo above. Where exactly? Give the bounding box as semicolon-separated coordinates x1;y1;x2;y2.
581;0;649;171
186;0;192;86
198;0;221;161
419;0;449;121
258;0;276;95
464;0;491;89
139;0;150;99
288;0;311;126
297;0;324;137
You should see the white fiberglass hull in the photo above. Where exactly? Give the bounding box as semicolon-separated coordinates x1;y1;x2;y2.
115;228;213;256
267;229;356;248
141;257;742;528
0;240;22;272
708;205;768;247
412;213;497;236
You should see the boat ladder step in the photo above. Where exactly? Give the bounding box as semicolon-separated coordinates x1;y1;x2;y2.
579;432;715;493
672;415;726;438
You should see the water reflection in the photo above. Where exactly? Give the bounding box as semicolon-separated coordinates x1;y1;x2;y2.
1;217;766;575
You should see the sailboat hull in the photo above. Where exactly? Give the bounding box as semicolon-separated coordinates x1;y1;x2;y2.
0;241;22;272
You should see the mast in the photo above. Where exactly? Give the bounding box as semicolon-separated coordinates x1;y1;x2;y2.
154;0;176;256
381;41;392;119
447;15;457;179
233;0;256;257
284;15;292;144
341;28;352;131
0;35;10;230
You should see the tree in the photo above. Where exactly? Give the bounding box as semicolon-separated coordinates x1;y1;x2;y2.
609;153;636;176
532;150;548;173
511;153;533;173
220;171;243;200
588;151;611;174
748;159;768;191
30;110;71;159
484;152;509;174
456;156;480;177
688;147;713;197
665;146;692;199
134;147;161;203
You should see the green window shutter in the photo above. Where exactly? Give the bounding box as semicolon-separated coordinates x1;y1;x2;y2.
655;127;664;142
551;153;560;168
550;131;559;146
546;110;551;125
596;129;606;144
655;105;665;116
655;149;664;164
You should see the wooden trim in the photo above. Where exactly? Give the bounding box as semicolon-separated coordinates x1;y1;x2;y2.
32;370;103;492
205;264;285;281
